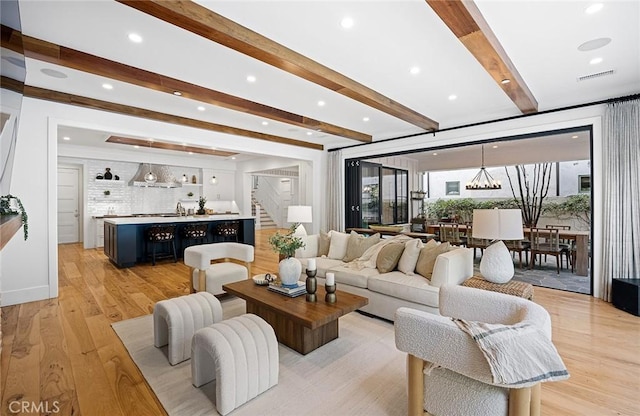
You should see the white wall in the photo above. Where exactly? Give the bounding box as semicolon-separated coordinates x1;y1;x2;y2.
339;105;604;298
0;97;324;306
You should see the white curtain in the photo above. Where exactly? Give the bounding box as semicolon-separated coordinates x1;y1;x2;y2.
326;150;343;232
601;98;640;301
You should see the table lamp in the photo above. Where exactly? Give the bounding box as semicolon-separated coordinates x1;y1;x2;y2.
287;205;312;235
472;208;524;283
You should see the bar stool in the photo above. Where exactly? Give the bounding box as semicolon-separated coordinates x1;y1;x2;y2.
214;221;239;242
181;223;209;254
146;224;177;266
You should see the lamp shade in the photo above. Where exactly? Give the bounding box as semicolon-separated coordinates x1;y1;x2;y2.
287;205;312;223
472;209;524;240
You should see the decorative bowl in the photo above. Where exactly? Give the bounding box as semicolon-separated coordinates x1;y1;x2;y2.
253;274;275;286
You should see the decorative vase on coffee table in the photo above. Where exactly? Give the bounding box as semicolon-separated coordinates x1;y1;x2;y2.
279;257;302;288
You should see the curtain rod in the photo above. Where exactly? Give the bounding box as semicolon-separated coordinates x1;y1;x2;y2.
329;93;640;153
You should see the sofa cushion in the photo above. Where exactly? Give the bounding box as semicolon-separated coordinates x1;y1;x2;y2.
376;243;405;273
368;272;440;308
397;238;426;275
343;231;381;262
327;231;350;260
416;241;451;278
328;264;379;289
318;232;331;257
298;257;344;278
295;234;319;258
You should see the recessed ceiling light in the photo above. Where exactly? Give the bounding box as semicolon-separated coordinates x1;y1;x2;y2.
448;94;457;101
102;83;113;90
197;106;205;111
340;17;354;29
578;37;612;52
306;132;313;136
188;151;193;155
173;91;182;96
211;146;216;150
363;117;370;122
492;145;498;149
134;145;140;149
589;57;603;65
572;135;579;139
410;66;420;75
231;156;236;160
501;78;511;84
246;75;256;83
317;100;326;107
128;33;143;43
181;143;187;146
41;68;68;78
63;136;71;141
261;121;269;126
585;3;603;14
432;152;438;156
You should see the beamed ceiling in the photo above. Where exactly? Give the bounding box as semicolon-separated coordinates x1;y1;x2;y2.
1;0;639;164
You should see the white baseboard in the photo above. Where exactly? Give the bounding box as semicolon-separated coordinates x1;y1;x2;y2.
0;285;53;306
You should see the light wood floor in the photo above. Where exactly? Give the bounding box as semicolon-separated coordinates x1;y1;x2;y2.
2;229;639;415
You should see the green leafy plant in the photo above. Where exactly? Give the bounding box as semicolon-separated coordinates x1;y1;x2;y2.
268;224;305;258
0;194;28;240
543;194;591;228
198;196;207;209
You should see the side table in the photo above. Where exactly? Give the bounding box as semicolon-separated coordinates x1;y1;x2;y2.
462;276;534;300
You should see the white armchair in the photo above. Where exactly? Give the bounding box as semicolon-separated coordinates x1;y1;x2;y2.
395;285;555;416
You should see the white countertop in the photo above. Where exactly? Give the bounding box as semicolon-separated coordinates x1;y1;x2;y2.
104;215;255;225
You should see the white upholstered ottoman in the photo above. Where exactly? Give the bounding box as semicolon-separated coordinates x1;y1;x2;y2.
153;292;223;365
191;314;279;416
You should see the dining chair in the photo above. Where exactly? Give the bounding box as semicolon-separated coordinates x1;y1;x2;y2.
529;228;562;274
439;223;467;247
504;239;531;269
545;224;572;269
465;223;489;260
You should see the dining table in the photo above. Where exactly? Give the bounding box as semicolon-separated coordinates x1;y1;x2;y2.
425;224;590;276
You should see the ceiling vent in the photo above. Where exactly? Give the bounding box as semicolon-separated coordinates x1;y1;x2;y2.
577;69;615;82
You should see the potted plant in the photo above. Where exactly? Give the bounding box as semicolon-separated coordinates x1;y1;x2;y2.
187;191;194;198
103;190;111;196
197;196;207;215
0;194;28;240
268;224;306;288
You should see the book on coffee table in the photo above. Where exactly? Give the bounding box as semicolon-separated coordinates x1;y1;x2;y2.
268;281;306;297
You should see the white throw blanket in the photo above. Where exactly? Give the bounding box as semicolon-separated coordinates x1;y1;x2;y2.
345;235;412;270
454;319;570;388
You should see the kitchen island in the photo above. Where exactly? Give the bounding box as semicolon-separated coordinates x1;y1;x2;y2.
103;214;255;268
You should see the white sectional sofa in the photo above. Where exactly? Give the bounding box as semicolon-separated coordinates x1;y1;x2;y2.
294;231;474;321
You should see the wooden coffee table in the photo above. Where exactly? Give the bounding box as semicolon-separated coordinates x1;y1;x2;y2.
222;279;368;354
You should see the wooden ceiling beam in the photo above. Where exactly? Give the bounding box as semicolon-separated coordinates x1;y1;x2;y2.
426;0;538;114
24;86;324;150
4;27;367;144
116;0;439;131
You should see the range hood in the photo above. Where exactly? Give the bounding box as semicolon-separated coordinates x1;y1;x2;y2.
129;163;181;188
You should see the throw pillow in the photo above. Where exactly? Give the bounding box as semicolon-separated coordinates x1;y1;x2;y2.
327;231;350;260
295;234;319;258
376;243;405;273
343;231;381;262
415;241;451;278
318;232;331;257
397;238;427;275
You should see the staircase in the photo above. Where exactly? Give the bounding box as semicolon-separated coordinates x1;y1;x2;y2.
251;191;277;229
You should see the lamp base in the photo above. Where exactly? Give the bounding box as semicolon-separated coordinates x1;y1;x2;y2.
479;240;514;284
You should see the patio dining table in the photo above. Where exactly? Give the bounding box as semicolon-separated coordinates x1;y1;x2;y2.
425;224;590;276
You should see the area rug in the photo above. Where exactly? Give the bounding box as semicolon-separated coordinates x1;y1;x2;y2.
112;298;407;416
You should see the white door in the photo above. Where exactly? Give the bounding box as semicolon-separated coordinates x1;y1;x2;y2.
58;167;80;243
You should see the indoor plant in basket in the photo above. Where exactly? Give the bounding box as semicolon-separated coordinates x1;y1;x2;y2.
268;224;305;288
197;196;207;215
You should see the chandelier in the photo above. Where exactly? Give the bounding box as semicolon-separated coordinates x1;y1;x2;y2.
466;145;501;190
